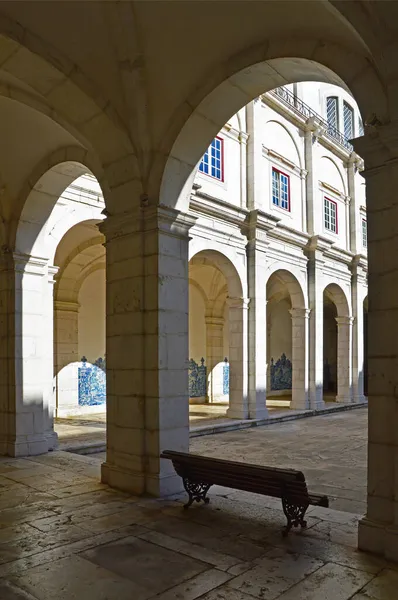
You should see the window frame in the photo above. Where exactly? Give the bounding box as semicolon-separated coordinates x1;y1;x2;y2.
271;167;291;212
343;100;354;140
198;136;224;182
324;196;338;234
362;218;367;248
326;96;339;132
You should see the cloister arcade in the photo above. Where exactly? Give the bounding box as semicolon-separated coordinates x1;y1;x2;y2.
0;0;397;562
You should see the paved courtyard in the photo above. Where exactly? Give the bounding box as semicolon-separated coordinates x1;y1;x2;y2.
0;435;396;600
190;407;368;515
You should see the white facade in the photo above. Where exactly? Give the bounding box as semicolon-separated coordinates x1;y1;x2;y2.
50;82;368;416
188;82;368;413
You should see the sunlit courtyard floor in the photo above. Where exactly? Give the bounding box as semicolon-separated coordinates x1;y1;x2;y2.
0;417;394;600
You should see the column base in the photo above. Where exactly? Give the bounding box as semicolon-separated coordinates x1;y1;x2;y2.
226;406;249;420
352;395;368;405
249;407;268;420
290;395;310;411
358;517;398;562
45;430;58;451
0;434;49;457
335;395;354;404
101;461;184;498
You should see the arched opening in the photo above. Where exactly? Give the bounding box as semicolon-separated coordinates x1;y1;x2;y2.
11;164;105;455
158;55;383;212
323;283;351;403
266;269;308;411
189;249;246;421
53;217;105;417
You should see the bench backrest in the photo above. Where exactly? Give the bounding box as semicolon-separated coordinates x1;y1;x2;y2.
161;450;309;502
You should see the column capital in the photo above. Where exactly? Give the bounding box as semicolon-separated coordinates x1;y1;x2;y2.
54;300;80;313
289;308;310;320
335;316;354;326
13;253;48;276
204;316;224;327
226;296;250;310
352;120;398;174
99;205;197;241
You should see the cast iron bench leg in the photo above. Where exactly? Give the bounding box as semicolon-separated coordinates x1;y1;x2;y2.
281;497;309;537
182;477;212;509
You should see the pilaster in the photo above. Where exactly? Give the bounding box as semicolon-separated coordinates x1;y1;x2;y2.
225;296;249;420
289;308;310;410
335;316;354;404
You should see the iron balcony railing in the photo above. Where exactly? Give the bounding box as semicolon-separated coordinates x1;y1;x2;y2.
269;86;353;152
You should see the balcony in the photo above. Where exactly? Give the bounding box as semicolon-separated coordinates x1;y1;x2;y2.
269;86;354;152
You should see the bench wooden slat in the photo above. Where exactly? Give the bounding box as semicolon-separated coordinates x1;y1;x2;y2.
161;449;329;536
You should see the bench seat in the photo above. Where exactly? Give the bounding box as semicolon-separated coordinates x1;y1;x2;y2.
161;450;328;535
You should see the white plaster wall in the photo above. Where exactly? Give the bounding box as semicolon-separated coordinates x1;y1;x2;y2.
78;268;105;362
269;299;292;363
189;283;206;361
194;128;243;207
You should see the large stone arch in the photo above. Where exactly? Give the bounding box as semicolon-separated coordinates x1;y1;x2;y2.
189;248;247;418
158;43;387;211
15;159;104;259
266;266;307;309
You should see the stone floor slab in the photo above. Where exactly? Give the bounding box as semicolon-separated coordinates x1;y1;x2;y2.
227;547;324;599
356;568;398;598
275;562;374;600
81;535;209;595
7;554;146;600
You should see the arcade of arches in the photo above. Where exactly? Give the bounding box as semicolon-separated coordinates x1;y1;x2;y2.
0;1;398;563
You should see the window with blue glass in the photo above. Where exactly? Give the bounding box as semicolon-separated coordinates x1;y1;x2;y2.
199;137;224;181
272;168;290;211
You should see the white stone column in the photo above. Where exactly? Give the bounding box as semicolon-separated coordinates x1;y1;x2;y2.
53;300;80;416
0;253;57;456
307;244;325;409
247;236;268;419
352;126;398;560
226;297;249;419
335;316;353;403
289;308;310;410
43;266;58;448
351;257;367;404
205;315;224;402
101;206;196;497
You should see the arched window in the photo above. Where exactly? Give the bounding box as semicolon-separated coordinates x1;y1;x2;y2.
326;96;339;132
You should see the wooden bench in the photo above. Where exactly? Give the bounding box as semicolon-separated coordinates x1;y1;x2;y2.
161;450;328;536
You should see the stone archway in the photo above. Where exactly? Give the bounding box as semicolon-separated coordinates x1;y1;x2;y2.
3;165;105;457
189;249;247;419
323;283;352;403
53;219;105;417
266;269;308;410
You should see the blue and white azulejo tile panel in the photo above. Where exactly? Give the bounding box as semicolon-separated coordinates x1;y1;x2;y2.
78;356;106;406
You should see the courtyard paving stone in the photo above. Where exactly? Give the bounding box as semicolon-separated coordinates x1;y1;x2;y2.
0;440;395;599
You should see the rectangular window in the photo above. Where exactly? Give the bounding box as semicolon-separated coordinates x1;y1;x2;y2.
362;218;367;248
326;96;339;132
272;168;290;211
343;101;354;140
324;197;338;233
198;137;224;181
